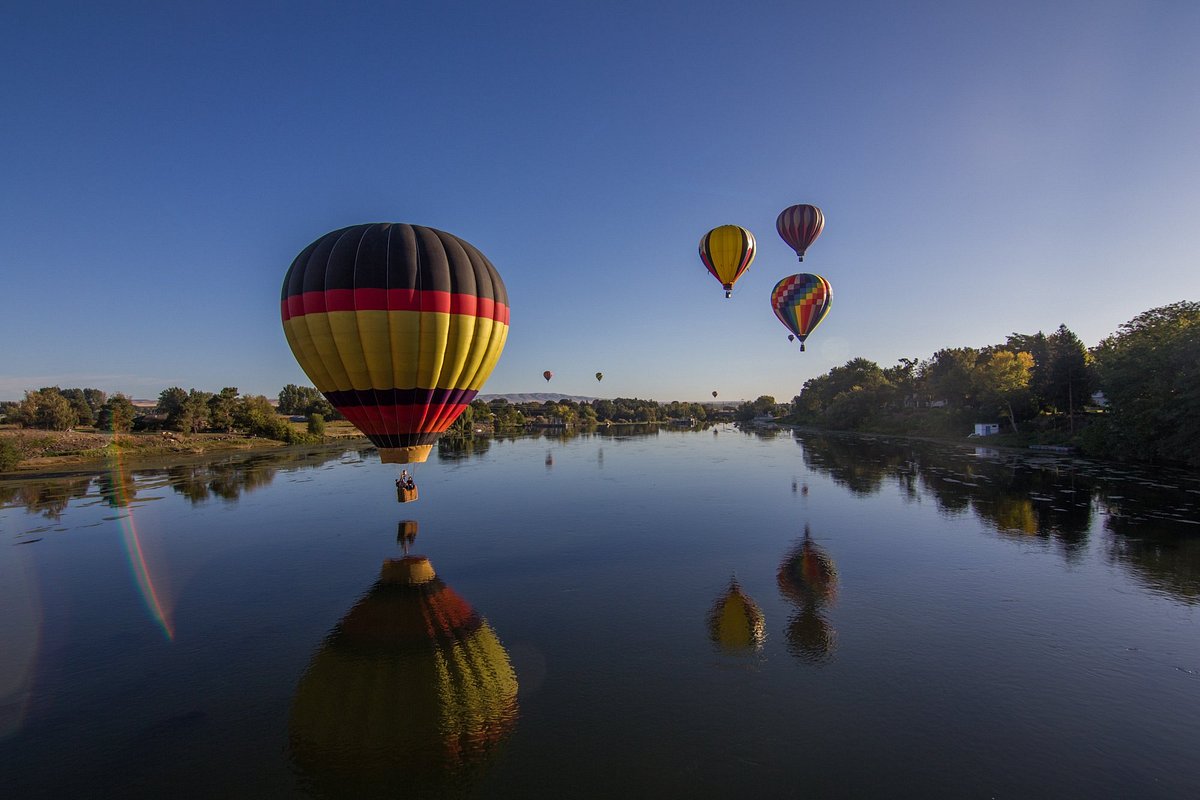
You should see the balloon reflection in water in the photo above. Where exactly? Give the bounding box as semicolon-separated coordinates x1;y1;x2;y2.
777;525;838;663
707;579;765;653
289;531;518;796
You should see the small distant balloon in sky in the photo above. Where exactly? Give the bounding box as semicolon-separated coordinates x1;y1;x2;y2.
699;225;756;298
543;370;553;382
595;372;603;382
771;273;832;353
776;204;824;262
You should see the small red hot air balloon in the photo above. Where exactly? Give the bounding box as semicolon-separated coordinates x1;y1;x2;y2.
776;204;824;262
543;371;553;382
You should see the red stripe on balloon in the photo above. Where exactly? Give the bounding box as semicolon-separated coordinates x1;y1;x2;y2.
338;403;470;435
281;289;509;324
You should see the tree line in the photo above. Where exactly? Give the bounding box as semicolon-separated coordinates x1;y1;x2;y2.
787;301;1200;467
0;383;343;443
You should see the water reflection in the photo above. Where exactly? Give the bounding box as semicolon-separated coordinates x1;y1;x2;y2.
707;579;765;653
778;526;838;664
0;477;91;520
289;526;519;798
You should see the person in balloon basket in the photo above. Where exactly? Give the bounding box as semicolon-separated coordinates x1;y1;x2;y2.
396;470;415;491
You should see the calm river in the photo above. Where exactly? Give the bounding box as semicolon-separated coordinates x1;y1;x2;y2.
2;428;1198;798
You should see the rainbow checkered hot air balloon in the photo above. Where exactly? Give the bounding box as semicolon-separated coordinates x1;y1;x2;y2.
281;223;509;464
770;273;832;352
699;224;756;298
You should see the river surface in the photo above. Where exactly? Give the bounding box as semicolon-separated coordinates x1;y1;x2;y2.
2;427;1199;798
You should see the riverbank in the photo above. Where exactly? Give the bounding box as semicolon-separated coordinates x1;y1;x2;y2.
0;423;369;478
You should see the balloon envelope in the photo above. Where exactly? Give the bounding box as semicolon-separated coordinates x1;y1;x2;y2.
543;371;553;382
699;225;756;298
282;223;509;464
771;273;832;351
776;204;824;261
595;372;603;382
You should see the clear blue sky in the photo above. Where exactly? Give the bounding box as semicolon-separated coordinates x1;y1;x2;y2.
3;1;1198;403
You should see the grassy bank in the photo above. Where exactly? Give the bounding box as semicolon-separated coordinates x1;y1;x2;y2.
0;421;368;476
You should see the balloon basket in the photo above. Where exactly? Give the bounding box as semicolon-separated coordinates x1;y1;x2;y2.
397;486;419;503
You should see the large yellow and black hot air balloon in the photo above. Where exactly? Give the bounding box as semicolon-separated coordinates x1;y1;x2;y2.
776;204;824;262
281;223;509;464
699;225;756;298
289;553;518;796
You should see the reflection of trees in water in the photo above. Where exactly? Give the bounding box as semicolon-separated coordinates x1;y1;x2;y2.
436;436;492;461
95;468;138;508
1104;517;1200;604
0;477;92;520
796;432;1094;552
166;458;277;504
796;431;1200;601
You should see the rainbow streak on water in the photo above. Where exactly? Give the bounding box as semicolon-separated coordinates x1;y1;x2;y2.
108;433;175;640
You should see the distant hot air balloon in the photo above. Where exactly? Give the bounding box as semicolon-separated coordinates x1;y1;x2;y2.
771;273;832;352
776;204;824;262
595;372;603;382
699;225;756;298
281;224;509;464
788;334;795;342
543;370;553;382
712;391;718;398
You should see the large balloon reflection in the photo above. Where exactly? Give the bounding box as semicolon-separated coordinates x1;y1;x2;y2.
289;524;518;796
707;579;765;653
778;525;838;663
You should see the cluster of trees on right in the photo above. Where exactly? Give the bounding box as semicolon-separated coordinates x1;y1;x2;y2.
787;302;1200;467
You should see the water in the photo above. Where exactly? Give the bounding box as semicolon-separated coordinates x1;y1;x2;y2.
2;428;1199;798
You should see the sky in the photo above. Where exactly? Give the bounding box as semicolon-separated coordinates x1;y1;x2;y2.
3;1;1198;403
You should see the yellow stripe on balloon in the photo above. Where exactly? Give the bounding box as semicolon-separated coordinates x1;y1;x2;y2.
284;311;510;392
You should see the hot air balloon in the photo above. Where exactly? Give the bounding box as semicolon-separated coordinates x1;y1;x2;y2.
595;372;603;382
776;204;824;262
707;579;765;653
289;552;518;795
771;273;832;352
699;225;756;298
281;224;509;464
788;334;795;342
712;391;718;398
543;370;553;382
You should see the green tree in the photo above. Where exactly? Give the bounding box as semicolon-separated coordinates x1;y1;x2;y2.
208;387;239;433
975;350;1034;432
307;413;326;436
83;388;108;415
180;390;213;433
1092;302;1200;465
1046;324;1094;420
97;394;136;433
0;438;20;471
921;348;979;408
60;388;95;427
20;388;77;430
157;387;189;430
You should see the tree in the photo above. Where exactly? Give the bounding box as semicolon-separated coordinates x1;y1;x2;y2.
97;394;136;433
60;388;95;427
157;387;189;430
921;348;979;408
180;390;213;433
19;388;76;430
1092;302;1200;465
208;387;239;433
975;350;1034;432
307;413;326;436
1045;324;1094;423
